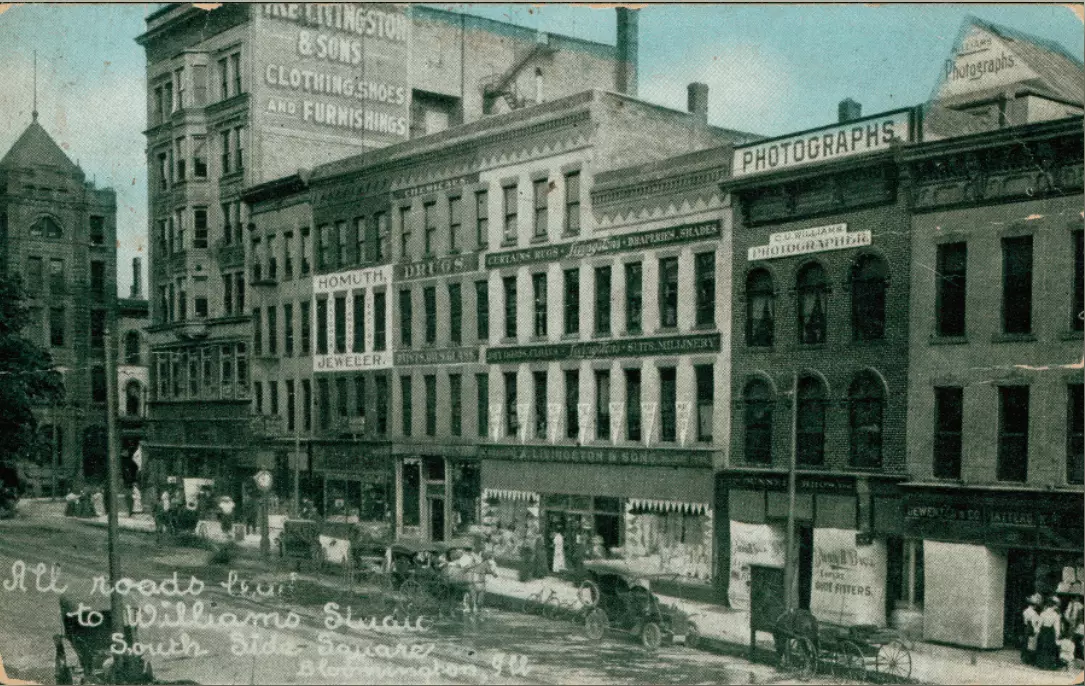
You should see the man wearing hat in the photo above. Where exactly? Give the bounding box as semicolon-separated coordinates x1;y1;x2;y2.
1021;593;1043;665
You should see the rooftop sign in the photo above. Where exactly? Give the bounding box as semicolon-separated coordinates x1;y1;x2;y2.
731;109;913;178
936;24;1039;100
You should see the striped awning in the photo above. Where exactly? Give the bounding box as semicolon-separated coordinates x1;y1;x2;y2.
483;488;539;503
626;498;712;516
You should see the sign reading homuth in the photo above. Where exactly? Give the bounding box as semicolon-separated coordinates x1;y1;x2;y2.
748;223;871;261
731;109;913;178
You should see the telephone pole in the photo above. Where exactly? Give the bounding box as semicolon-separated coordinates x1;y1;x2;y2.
784;371;799;611
103;320;124;636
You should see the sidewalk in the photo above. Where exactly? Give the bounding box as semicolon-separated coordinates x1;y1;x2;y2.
66;506;1083;686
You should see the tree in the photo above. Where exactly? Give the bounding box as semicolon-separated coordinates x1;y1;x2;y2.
0;272;64;487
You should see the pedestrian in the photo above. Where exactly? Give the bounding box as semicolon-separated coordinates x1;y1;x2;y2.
1063;590;1084;661
218;494;236;534
551;531;566;574
1036;596;1063;670
1022;593;1042;665
131;483;142;515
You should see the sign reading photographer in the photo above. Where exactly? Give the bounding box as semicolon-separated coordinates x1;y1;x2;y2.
748;223;872;261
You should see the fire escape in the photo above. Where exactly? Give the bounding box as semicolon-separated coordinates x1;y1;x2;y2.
481;32;556;114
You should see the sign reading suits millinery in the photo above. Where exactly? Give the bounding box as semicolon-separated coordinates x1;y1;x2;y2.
747;223;871;261
731;109;912;178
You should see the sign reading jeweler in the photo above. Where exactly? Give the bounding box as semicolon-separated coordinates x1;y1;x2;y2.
747;223;871;261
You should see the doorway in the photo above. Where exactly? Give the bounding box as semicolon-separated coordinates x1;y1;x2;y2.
798;524;814;610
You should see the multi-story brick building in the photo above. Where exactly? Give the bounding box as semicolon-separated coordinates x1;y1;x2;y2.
117;257;150;486
137;2;642;496
0;113;118;494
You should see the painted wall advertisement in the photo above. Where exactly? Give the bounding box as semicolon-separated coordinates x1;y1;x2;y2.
728;521;786;611
313;264;394;372
937;25;1038;100
254;3;411;147
809;528;888;627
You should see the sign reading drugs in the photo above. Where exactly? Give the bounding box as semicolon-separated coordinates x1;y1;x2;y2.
732;110;912;178
748;223;872;261
255;3;410;146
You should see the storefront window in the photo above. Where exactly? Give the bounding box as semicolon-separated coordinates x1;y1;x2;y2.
451;462;480;536
402;461;420;527
619;502;713;584
850;372;885;469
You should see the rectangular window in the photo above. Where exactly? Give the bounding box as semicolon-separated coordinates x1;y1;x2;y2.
90;216;105;246
399;289;413;347
502;184;518;243
933;387;963;480
220;130;231;174
565;369;579;439
174;137;186;181
26;257;42;295
254;381;264;415
318;224;333;271
49;258;65;295
269;380;279;416
221;203;232;245
595;370;610;441
399;207;411;260
423;201;437;255
352;293;364;352
660;367;677;442
625;262;642;334
300;300;311;355
659;257;679;329
90;310;105;349
316;297;328;354
448;283;462;346
317;378;331;430
266;235;277;279
533;178;548;238
218;57;229;99
354;217;365;265
230;52;242;96
251;236;262;281
449;374;462;437
266;306;278;355
532;272;547;338
503;276;517;339
475;190;488;249
301;226;311;275
533;370;547;439
235;272;245;313
192;136;207;178
375;212;389;262
252;307;262;356
283;303;294;357
158;152;169;190
286;380;296;431
302;379;312;431
997;386;1029;482
92;366;106;403
193;208;208;248
594;266;611;336
625;369;641;442
1002;236;1033;334
564;171;581;235
564;268;579;336
194;297;207;318
375;375;388;434
373;292;387;351
90;261;106;302
334;293;346;354
423;286;436;344
401;376;413;437
354;375;365;417
1069;384;1084;485
695;252;716;328
689;365;712;446
476;373;489;438
936;242;967;337
424;375;436;436
448;196;462;253
504;372;517;436
476;280;489;341
1073;231;1084;332
49;307;64;347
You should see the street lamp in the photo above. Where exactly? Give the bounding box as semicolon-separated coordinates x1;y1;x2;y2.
254;468;272;559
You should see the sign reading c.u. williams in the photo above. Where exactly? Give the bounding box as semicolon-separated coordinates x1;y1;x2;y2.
747;223;871;261
731;109;913;178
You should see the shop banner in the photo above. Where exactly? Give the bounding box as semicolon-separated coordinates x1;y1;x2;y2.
641;402;657;447
609;402;624;445
547;403;562;443
809;528;887;627
729;521;786;611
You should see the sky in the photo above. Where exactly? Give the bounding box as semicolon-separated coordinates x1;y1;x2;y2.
0;3;1080;297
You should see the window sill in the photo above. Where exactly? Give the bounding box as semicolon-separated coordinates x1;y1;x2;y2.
745;343;775;351
530;234;548;244
991;333;1037;344
220;170;244;183
798;343;827;351
657;327;680;336
500;338;518;346
500;239;517;249
692;322;716;332
1058;330;1084;341
593;330;612;339
529;336;549;344
623;329;643;337
929;335;968;345
561;231;581;240
561;333;580;341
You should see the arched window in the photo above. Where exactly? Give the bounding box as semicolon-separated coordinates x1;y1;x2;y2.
124;331;141;365
125;380;142;417
849;372;885;468
746;269;775;347
797;376;827;465
31;216;63;238
851;255;888;341
796;262;828;345
743;379;774;464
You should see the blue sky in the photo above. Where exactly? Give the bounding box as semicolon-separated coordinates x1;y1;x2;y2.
0;3;1080;295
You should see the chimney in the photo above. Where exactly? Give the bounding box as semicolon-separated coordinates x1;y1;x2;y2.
687;82;709;124
838;98;862;124
130;257;142;299
614;8;639;96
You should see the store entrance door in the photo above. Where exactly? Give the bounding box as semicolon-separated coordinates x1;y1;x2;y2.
429;496;446;543
798;524;814;611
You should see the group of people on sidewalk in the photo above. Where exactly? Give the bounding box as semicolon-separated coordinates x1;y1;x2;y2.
1020;592;1084;670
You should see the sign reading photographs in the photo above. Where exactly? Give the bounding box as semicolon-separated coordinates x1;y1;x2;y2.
731;109;913;178
256;3;410;145
747;223;872;261
313;265;394;373
937;24;1039;100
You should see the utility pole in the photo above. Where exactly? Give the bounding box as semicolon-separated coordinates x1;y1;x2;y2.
293;408;301;518
103;320;124;641
784;371;799;611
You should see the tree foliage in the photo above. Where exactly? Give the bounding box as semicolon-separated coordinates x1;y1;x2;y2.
0;272;64;479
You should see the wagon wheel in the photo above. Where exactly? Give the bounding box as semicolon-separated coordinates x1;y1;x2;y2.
875;639;912;680
781;636;816;680
641;621;663;652
584;607;608;641
684;624;701;650
578;579;600;607
836;640;867;682
400;578;425;604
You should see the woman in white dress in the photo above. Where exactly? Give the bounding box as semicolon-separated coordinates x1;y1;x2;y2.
551;531;567;573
